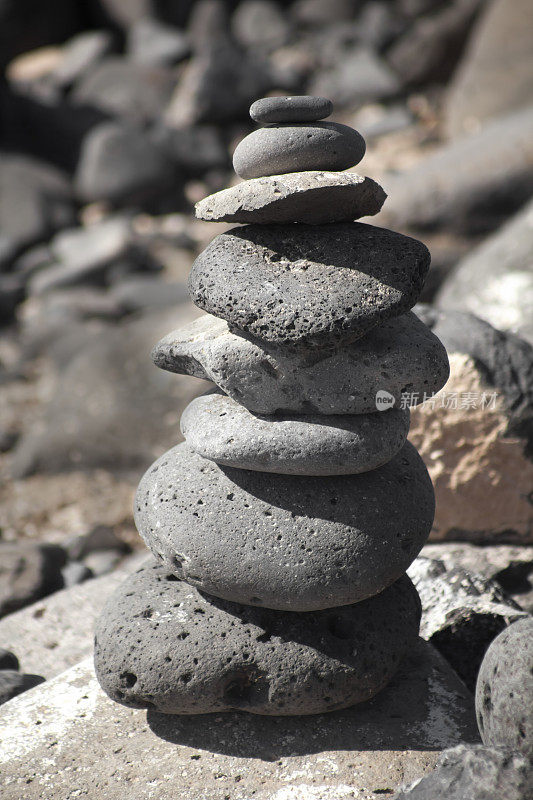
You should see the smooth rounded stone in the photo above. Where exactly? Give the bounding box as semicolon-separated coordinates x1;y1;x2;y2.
0;671;45;706
475;618;533;759
94;558;421;716
249;95;333;124
232;123;366;180
188;224;430;347
0;648;19;671
153;311;449;415
135;442;434;612
180;390;410;475
195;171;386;225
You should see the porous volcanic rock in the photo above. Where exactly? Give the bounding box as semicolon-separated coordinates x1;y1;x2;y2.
188;224;431;347
135;442;434;611
94;558;421;716
232;123;366;179
195;171;386;225
152;311;449;415
180;390;410;475
476;617;533;759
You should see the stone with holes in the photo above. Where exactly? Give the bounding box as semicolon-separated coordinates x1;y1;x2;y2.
180;389;410;475
94;558;421;715
232;123;366;179
194;172;386;225
135;442;434;611
188;223;431;347
152;311;449;415
475;617;533;760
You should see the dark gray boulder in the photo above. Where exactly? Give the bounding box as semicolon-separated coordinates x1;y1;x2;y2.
0;671;45;706
476;617;533;760
135;442;434;611
188;223;430;347
94;558;421;715
0;542;66;618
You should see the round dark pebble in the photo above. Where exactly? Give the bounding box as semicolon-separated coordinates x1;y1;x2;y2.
0;648;19;671
249;95;333;124
94;558;421;716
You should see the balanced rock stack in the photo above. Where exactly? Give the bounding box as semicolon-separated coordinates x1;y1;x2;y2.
94;97;450;716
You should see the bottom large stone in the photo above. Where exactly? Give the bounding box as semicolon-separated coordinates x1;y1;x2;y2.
94;558;421;716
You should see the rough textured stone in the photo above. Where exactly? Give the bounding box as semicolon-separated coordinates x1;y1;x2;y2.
436;198;533;346
188;224;430;347
446;0;533;137
476;617;533;760
195;171;386;224
95;558;421;715
408;558;527;691
0;671;45;706
375;106;533;235
0;640;479;800
410;307;533;543
249;95;332;124
0;542;66;618
232;122;366;179
135;442;434;611
181;389;410;475
0;553;145;679
153;311;449;415
392;744;533;800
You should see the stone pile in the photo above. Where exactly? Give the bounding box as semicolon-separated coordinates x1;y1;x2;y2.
94;96;450;716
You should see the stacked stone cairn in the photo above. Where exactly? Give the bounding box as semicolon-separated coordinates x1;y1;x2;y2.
94;96;450;716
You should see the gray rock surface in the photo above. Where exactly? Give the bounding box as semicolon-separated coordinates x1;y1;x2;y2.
0;542;66;618
181;389;410;475
195;171;386;224
0;671;45;706
153;311;449;414
232;1;292;52
74;121;174;205
127;17;190;67
375;106;533;235
53;30;113;88
310;46;401;109
11;306;201;477
0;553;145;679
392;744;533;800
135;442;434;611
436;199;533;346
95;558;421;715
476;617;533;760
408;558;527;691
188;223;430;346
249;95;332;124
232;122;366;179
0;640;479;800
446;0;533;137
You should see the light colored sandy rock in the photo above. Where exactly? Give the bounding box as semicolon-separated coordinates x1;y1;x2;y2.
0;639;479;800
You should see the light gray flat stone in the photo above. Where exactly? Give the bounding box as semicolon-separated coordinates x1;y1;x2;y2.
181;390;410;475
135;442;434;611
232;122;366;179
195;171;386;224
152;312;449;415
0;639;479;800
0;553;146;679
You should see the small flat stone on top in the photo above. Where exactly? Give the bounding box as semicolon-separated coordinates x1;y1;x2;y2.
195;171;386;225
250;95;333;124
232;123;366;179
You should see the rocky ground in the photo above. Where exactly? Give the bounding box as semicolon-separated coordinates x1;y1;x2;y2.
0;0;532;797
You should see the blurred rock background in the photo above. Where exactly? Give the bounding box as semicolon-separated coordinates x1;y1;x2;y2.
0;0;532;692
